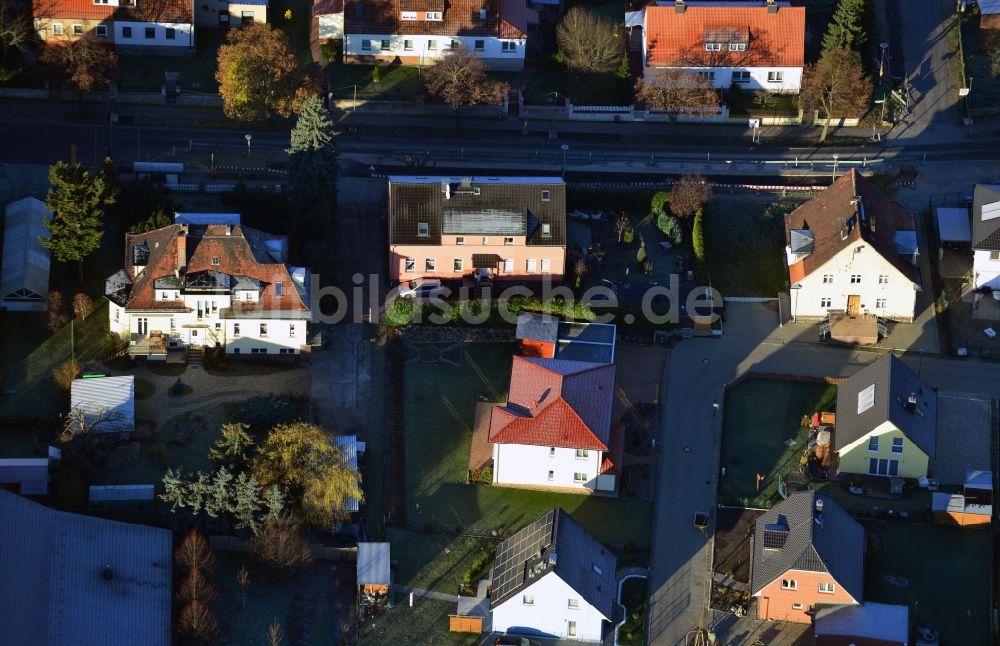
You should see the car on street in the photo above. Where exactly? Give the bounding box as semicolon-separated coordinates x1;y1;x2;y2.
494;635;542;646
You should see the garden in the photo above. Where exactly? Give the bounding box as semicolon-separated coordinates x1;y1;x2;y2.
117;29;228;92
617;576;649;646
960;6;1000;116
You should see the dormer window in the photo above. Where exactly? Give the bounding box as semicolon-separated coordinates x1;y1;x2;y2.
211;256;220;266
417;222;429;236
729;43;747;52
705;42;721;52
425;10;442;20
275;281;284;296
401;10;416;20
479;8;487;20
541;223;551;237
541;190;550;201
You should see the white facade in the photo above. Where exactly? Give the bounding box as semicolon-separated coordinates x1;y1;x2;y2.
318;12;344;39
491;572;608;642
645;64;802;93
195;0;266;26
343;33;526;70
788;240;919;321
973;249;1000;289
114;20;193;49
493;444;610;491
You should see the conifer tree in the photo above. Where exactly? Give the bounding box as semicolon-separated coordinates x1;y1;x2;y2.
43;161;116;282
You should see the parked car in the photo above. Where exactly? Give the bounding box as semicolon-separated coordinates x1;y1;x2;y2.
398;279;445;300
494;636;542;646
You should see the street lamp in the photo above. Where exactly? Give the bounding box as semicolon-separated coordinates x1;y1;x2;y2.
244;133;252;160
561;143;570;176
831;153;839;183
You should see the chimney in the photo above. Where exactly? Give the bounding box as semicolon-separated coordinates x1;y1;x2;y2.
176;227;187;273
766;0;778;13
441;180;451;200
675;0;685;13
226;225;233;235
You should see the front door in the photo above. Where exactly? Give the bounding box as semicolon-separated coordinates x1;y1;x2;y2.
847;294;861;315
137;317;148;336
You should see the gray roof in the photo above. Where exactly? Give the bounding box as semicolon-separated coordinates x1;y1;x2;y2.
0;489;172;646
491;508;617;619
815;602;909;642
357;542;391;585
2;197;52;305
388;176;566;247
750;491;864;602
971;184;1000;250
334;435;360;513
70;376;136;435
516;312;560;344
0;458;49;496
834;354;937;458
555;322;618;363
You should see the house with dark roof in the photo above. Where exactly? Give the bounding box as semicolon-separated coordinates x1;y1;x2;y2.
750;491;864;623
33;0;197;52
0;488;172;646
971;184;1000;290
490;508;617;641
489;356;622;493
342;0;535;69
104;219;311;360
785;169;921;323
641;0;805;93
834;354;937;480
388;176;566;285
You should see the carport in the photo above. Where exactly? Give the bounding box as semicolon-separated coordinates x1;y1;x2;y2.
935;207;972;253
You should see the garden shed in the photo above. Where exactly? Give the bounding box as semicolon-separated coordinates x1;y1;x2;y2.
69;376;136;437
357;542;391;609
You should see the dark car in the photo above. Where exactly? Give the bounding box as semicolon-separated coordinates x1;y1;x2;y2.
494;636;542;646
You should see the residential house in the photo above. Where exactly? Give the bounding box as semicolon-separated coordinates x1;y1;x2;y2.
750;491;864;623
0;458;50;496
314;0;344;40
814;602;910;646
388;176;566;285
834;354;937;480
342;0;535;70
971;184;1000;290
104;219;311;359
785;169;921;322
194;0;267;27
33;0;195;53
642;0;805;93
490;508;617;642
0;488;172;646
489;356;622;493
70;375;136;438
1;197;51;312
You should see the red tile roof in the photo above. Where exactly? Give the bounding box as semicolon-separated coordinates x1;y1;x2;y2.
489;356;615;450
344;0;532;38
34;0;193;23
644;3;804;68
120;224;309;313
599;422;625;475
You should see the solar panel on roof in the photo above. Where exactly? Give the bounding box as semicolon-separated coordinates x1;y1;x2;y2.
858;384;876;414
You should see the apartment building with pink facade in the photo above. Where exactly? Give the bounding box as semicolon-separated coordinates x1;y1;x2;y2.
387;176;567;284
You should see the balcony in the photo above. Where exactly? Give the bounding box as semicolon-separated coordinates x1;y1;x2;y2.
129;331;183;357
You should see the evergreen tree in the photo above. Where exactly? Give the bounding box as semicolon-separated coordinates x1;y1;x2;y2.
263;485;285;522
657;213;683;246
204;467;234;518
233;472;264;532
186;471;211;516
43;161;117;283
287;94;338;208
161;468;188;511
821;0;870;54
209;422;255;470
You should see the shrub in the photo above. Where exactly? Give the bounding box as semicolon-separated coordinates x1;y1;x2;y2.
52;359;80;390
692;208;707;283
462;549;493;585
247;514;314;569
176;530;217;572
623;227;635;244
385;299;415;327
371;66;381;84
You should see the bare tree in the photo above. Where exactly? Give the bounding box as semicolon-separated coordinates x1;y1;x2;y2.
246;514;313;569
267;622;284;646
752;89;776;111
237;565;251;610
615;213;629;243
799;47;872;142
177;600;220;644
72;293;94;320
635;70;720;120
40;35;117;92
47;290;70;332
556;7;624;74
424;47;507;120
177;568;217;605
573;257;587;279
175;530;217;573
59;405;125;442
0;0;32;52
669;174;712;219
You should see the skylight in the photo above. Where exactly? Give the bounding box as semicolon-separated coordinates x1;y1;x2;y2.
858;384;875;414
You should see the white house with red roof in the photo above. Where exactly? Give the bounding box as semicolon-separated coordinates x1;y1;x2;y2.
33;0;196;52
489;356;622;494
641;0;805;93
104;217;311;360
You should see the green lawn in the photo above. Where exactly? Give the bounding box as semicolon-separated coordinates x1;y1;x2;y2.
618;576;648;646
719;378;836;508
270;0;313;65
727;90;799;117
359;597;478;646
398;343;653;593
386;529;498;594
118;28;228;92
327;62;421;101
703;200;795;297
524;67;631;106
866;524;991;645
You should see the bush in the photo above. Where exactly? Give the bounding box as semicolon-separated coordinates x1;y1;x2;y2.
692;208;707;283
52;359;80;391
385;299;415;327
247;514;314;569
320;39;341;65
462;549;493;585
623;227;635;244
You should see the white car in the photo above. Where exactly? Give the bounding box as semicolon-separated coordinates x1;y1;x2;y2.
398;279;446;300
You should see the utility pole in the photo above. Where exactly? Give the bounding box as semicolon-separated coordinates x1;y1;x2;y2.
831;153;839;183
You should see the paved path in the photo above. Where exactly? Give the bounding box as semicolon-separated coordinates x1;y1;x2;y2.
394;584;459;604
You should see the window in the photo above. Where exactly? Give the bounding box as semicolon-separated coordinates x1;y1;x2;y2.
403;39;413;51
501;41;516;52
481;236;489;245
868;436;879;452
850;274;862;284
876;298;887;308
165;27;176;39
479;8;487;20
241;11;252;24
868;458;899;476
428;39;437;50
474;39;484;51
792;603;804;609
780;579;797;590
279;348;294;354
456;236;465;245
72;24;83;35
503;259;514;273
451;39;460;49
212;256;220;266
234;323;240;336
95;25;107;37
160;292;168;300
549;447;556;457
260;323;268;336
381;39;390;50
540;258;551;273
891;437;903;454
290;324;297;337
215;322;221;330
541;190;551;201
567;621;577;638
404;258;416;272
575;449;588;459
94;0;108;4
767;71;784;83
426;10;442;20
698;71;716;81
541;223;551;237
547;470;554;481
731;70;750;83
878;274;889;284
820;297;832;308
991;251;1000;260
52;23;63;35
503;237;514;245
145;27;155;39
818;582;835;594
568;598;580;609
275;281;284;296
822;274;834;284
361;39;371;51
526;259;537;273
523;595;534;605
401;10;417;19
573;472;587;483
729;43;747;51
704;42;721;51
453;259;463;272
233;348;241;354
417;222;429;236
426;258;436;272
